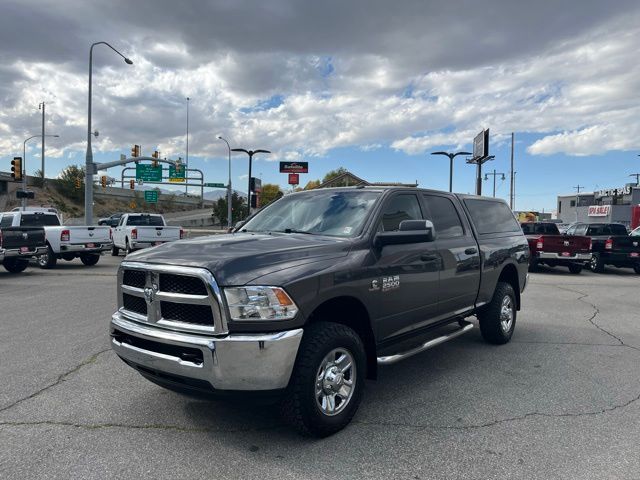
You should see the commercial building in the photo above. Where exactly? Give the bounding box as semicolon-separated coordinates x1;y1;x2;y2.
557;184;640;227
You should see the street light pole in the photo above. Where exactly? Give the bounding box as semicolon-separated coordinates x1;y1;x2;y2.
85;41;133;225
22;134;59;210
218;136;233;229
185;97;190;196
231;148;270;219
430;151;472;192
484;169;506;197
39;102;45;184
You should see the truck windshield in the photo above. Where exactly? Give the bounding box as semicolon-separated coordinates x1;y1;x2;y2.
20;213;60;226
587;224;628;236
127;215;164;226
242;190;380;237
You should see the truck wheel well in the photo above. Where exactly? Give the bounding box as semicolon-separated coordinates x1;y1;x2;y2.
307;296;377;379
498;264;521;309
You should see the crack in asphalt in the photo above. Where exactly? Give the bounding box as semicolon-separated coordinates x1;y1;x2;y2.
354;390;640;431
0;348;111;414
0;419;281;434
555;285;640;352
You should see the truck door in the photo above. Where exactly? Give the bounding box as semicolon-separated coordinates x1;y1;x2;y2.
422;194;481;318
370;193;440;342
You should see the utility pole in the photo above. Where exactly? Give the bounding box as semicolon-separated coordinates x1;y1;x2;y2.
39;102;45;184
629;173;640;185
574;184;583;222
185;97;190;196
513;171;517;210
484;169;506;197
509;132;514;208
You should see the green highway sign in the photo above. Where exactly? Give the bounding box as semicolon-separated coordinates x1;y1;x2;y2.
144;190;159;203
204;182;226;188
136;164;162;182
169;164;185;183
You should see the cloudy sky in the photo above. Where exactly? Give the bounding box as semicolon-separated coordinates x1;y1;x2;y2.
1;0;639;211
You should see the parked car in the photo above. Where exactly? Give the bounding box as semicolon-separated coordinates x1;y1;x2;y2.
521;222;591;273
566;223;640;273
1;210;112;269
110;187;529;437
98;213;123;227
0;213;47;273
111;213;183;255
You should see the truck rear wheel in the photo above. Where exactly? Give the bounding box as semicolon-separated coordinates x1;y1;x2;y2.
528;259;539;272
568;264;583;274
281;322;366;437
477;281;516;345
37;245;57;269
634;265;640;275
589;254;605;273
111;245;120;256
3;258;29;273
80;254;100;266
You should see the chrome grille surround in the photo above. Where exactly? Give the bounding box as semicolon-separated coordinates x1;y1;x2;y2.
117;261;228;335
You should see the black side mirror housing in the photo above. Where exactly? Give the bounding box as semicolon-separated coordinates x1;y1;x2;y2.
374;220;435;247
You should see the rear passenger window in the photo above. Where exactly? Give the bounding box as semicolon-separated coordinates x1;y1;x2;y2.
423;195;464;238
0;215;14;227
464;199;520;235
379;194;422;231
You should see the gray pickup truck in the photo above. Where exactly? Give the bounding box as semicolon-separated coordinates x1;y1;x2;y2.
110;187;529;436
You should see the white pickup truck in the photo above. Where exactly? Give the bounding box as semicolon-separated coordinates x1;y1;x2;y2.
111;213;183;255
2;209;112;268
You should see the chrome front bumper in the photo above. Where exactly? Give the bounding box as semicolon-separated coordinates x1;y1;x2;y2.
0;245;48;260
111;312;303;391
537;252;591;261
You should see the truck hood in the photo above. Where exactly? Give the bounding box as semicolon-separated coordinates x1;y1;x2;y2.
125;232;351;286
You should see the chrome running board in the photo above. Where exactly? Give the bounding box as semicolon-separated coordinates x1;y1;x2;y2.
377;322;474;365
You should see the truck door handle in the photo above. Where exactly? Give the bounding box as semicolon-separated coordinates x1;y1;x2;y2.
464;247;478;255
420;254;438;262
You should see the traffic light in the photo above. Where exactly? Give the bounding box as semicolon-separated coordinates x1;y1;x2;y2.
75;178;81;189
11;157;22;181
152;150;159;159
152;159;158;168
131;144;141;158
129;179;135;190
101;175;107;188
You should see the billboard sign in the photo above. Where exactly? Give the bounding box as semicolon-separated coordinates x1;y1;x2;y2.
473;129;489;159
169;164;185;183
136;164;162;182
288;173;299;185
144;190;159;203
279;161;308;173
588;205;611;217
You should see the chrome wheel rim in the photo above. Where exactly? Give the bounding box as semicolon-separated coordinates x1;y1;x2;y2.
38;253;48;267
590;257;598;270
500;295;514;332
315;348;356;417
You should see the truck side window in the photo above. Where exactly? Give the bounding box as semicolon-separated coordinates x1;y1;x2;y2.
379;194;422;231
464;199;520;235
423;195;464;238
0;215;14;227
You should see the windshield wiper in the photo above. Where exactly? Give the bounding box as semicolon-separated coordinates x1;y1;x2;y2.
278;228;315;235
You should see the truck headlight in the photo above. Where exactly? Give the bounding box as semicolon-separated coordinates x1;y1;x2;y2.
224;286;299;321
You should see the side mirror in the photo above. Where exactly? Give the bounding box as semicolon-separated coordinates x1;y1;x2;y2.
374;220;435;247
233;220;245;231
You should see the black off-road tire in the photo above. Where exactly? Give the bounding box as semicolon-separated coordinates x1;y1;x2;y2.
568;264;583;274
80;254;100;266
634;265;640;275
37;245;57;269
280;322;366;437
3;258;29;273
589;254;605;273
111;245;120;256
477;281;517;345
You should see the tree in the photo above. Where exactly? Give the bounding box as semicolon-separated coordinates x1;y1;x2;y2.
303;180;321;190
56;165;86;202
322;167;348;184
260;183;283;206
212;192;246;226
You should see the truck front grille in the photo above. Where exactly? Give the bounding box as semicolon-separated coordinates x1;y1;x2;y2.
160;301;214;325
117;262;226;335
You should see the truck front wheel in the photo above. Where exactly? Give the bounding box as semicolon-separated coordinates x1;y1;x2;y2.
281;322;366;437
477;281;516;345
590;254;605;273
37;245;57;269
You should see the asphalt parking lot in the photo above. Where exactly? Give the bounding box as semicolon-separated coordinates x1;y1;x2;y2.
1;256;639;479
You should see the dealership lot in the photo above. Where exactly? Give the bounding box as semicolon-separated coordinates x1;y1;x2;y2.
1;257;639;479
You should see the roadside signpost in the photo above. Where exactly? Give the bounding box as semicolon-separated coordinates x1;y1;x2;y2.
144;190;159;203
136;164;162;182
204;182;225;188
288;173;299;185
467;129;493;195
279;162;308;173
